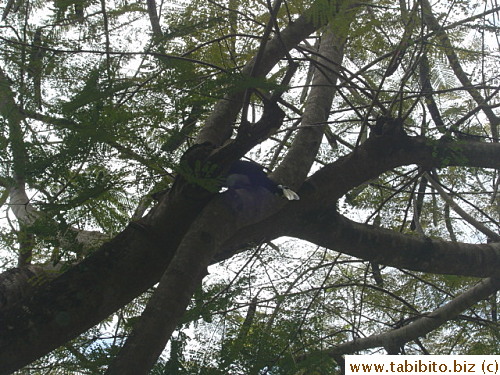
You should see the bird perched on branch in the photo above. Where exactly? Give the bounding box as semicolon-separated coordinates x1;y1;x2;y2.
225;160;300;200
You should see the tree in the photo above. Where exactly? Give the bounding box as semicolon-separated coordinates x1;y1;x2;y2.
0;0;499;373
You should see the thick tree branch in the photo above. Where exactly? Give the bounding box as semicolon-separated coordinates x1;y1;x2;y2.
146;0;163;38
272;8;356;188
0;207;184;375
0;265;62;310
195;0;352;146
301;136;500;210
107;188;281;374
285;211;500;278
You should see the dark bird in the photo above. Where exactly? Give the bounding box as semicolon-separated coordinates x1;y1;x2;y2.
225;160;300;200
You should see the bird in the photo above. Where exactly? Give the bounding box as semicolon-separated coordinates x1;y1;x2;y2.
225;160;300;200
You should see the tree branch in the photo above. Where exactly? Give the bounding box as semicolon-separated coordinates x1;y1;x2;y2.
195;0;351;146
421;0;499;141
425;171;500;241
313;277;500;356
7;167;110;254
146;0;163;38
0;66;27;180
107;187;281;375
285;211;500;278
272;6;357;188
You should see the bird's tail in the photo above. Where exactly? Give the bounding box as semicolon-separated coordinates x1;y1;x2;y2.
278;185;300;200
